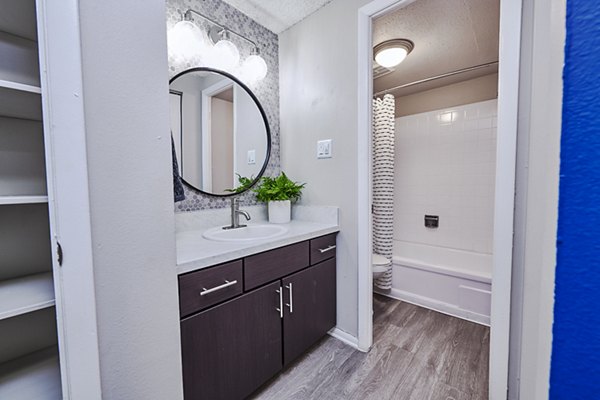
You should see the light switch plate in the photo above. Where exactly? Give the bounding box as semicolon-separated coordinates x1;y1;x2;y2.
247;149;256;165
317;139;333;159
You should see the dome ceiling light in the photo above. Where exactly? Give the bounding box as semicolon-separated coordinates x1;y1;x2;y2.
374;39;414;68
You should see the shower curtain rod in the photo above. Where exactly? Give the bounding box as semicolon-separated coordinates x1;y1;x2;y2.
373;61;499;98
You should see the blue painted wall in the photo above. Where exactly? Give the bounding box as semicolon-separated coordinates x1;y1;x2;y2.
550;1;600;398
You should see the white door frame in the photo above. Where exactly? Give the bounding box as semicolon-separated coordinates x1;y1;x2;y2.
232;85;239;185
357;0;522;399
169;91;183;175
201;79;234;192
36;0;103;398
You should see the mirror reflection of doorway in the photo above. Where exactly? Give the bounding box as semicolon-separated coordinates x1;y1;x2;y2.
207;87;234;194
169;90;183;176
169;68;270;196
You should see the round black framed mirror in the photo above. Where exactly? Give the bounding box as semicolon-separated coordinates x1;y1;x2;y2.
169;67;271;197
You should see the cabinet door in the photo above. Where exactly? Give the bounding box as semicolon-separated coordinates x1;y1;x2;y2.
181;281;282;400
282;257;336;366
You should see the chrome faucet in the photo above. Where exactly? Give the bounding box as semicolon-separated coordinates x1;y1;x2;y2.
224;198;251;230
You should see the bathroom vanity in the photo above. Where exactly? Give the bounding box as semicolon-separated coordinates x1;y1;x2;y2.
171;65;339;399
176;207;339;400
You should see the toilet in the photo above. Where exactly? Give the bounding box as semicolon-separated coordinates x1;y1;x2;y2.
372;253;390;278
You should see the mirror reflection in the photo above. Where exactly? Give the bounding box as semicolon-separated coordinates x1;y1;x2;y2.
169;68;270;196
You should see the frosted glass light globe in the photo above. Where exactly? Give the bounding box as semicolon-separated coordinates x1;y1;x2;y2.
375;47;408;68
168;21;211;65
242;54;268;83
213;39;240;72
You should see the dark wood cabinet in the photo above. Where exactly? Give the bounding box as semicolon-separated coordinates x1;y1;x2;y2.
244;241;309;291
179;233;337;400
282;257;337;366
181;281;283;400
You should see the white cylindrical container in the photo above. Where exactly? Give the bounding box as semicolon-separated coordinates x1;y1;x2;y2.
268;200;291;224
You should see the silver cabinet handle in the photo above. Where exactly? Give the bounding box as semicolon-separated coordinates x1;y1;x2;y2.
200;280;237;296
275;287;283;318
318;245;336;254
285;283;293;313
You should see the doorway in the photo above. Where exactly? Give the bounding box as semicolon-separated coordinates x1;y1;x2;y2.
357;0;522;399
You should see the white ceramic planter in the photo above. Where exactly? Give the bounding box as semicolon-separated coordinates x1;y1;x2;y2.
268;200;291;224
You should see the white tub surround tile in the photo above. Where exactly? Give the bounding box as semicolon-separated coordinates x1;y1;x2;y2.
388;100;498;325
394;99;498;259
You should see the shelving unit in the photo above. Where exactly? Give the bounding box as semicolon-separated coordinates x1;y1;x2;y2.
0;83;43;121
0;347;61;400
0;0;62;398
0;273;55;321
0;195;47;205
0;79;41;94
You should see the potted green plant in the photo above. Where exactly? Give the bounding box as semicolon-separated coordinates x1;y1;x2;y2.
254;172;306;223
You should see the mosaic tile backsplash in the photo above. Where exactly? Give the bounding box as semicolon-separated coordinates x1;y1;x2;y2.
166;0;280;212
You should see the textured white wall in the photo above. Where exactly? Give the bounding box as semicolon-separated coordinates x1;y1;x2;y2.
394;99;498;258
280;0;371;337
78;0;183;398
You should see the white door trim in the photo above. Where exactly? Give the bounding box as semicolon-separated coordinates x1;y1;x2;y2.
201;93;213;191
356;0;423;353
36;0;103;398
489;0;522;398
232;85;239;185
357;1;522;398
509;0;566;397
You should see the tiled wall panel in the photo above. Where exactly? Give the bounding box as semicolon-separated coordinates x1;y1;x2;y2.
393;99;498;255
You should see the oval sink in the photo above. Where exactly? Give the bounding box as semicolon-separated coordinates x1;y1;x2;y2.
203;224;288;242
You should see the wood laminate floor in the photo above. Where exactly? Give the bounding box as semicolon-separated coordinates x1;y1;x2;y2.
252;294;489;400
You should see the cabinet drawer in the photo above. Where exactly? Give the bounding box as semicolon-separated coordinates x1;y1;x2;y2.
179;260;243;317
244;241;309;291
310;233;337;265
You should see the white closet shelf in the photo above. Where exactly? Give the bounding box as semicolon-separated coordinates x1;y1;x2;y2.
0;79;41;94
0;84;42;121
0;347;61;400
0;195;48;205
0;272;55;321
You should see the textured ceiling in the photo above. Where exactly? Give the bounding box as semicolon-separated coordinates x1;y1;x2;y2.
220;0;334;34
373;0;500;97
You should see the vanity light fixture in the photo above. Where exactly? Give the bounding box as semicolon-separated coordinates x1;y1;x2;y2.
213;29;241;72
168;9;269;82
374;39;414;68
242;48;269;83
167;20;211;64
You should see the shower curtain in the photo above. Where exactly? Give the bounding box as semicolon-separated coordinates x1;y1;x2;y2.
373;95;395;290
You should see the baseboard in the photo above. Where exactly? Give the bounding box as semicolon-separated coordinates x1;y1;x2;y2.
328;327;361;350
376;288;490;326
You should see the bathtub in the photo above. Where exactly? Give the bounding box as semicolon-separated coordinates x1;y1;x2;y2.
378;241;492;325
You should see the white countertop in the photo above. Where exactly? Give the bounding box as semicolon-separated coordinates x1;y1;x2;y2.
176;205;339;275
